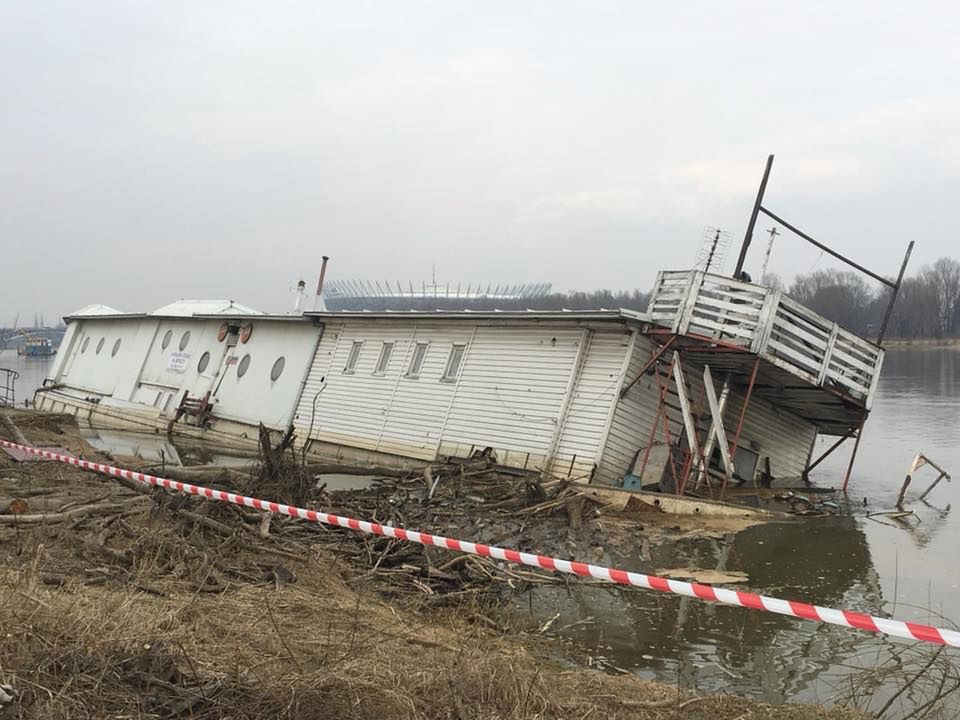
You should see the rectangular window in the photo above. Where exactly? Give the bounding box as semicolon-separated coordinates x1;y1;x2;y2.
343;341;363;373
374;342;394;375
407;342;428;378
441;344;466;382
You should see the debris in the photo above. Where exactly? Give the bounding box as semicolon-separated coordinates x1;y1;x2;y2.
659;568;749;584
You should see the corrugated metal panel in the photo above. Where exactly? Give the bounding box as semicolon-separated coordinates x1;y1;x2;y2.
594;334;665;484
294;321;474;460
439;327;582;464
719;390;815;480
553;330;632;478
595;337;817;486
295;319;630;471
378;324;474;459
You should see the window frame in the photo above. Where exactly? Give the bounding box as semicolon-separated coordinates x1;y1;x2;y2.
441;344;466;383
406;342;429;379
270;356;286;382
237;353;251;379
343;341;364;374
373;342;394;376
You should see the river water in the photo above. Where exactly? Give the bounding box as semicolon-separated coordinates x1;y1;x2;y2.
524;346;960;714
3;345;959;713
0;348;56;406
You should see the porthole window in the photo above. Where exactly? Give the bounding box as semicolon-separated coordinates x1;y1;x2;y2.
161;329;172;349
197;351;211;374
96;337;105;355
81;337;90;354
179;331;191;351
111;338;121;357
270;356;285;381
237;353;251;378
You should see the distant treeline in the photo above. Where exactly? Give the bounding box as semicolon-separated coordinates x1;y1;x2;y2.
766;256;960;340
327;257;960;340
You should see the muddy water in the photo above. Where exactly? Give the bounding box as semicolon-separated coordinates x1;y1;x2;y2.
525;347;960;711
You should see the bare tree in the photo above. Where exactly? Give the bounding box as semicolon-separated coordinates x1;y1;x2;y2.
926;258;960;337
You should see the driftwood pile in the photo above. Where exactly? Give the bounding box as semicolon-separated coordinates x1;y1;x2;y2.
1;412;597;606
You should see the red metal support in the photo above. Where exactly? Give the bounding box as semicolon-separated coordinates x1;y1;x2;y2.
842;417;866;492
804;428;855;478
619;336;677;399
635;357;675;482
721;356;761;499
730;357;761;460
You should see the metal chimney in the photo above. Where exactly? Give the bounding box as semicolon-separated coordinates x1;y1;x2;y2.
293;280;306;313
316;256;330;297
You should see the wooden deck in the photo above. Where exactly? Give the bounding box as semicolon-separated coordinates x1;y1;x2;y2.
648;270;884;409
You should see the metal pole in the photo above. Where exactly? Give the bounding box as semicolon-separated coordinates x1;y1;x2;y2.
759;227;780;281
877;241;915;344
619;336;677;398
842;417;866;493
733;154;774;278
804;428;855;477
730;357;761;459
759;207;898;289
722;357;761;499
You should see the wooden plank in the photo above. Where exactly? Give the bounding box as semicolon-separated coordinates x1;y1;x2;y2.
576;485;783;518
696;372;731;487
699;273;767;296
824;368;871;397
751;288;780;354
703;366;735;481
690;293;764;319
687;316;758;342
672;361;700;473
767;345;822;378
676;271;706;334
828;345;877;376
771;314;831;349
817;325;840;385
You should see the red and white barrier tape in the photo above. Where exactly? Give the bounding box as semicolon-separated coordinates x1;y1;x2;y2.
3;438;958;648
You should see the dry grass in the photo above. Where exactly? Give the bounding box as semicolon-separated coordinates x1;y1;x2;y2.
0;539;869;720
0;411;869;719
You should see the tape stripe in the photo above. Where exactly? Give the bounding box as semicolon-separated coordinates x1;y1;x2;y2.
1;438;957;648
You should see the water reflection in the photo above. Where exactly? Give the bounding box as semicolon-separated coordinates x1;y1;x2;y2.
78;427;253;467
521;347;960;715
526;516;881;703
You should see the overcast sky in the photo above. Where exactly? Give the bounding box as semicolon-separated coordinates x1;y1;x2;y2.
2;1;958;322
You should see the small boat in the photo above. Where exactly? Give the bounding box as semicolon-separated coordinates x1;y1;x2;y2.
18;336;57;357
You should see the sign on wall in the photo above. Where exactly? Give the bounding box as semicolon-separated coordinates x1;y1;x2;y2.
167;352;191;373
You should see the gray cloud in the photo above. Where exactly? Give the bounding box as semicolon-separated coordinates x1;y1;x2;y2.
2;1;957;321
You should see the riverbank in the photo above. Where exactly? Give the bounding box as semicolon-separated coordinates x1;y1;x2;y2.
882;337;960;347
0;410;865;719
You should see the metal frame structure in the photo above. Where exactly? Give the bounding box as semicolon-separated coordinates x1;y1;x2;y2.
732;155;915;489
0;368;18;407
733;154;914;344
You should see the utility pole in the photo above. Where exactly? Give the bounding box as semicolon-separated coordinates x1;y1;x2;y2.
759;226;780;282
733;154;775;278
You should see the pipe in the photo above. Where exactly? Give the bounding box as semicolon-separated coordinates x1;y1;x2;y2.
733;154;774;278
293;280;306;313
316;256;330;296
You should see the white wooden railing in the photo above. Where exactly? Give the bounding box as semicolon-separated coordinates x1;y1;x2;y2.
648;270;884;408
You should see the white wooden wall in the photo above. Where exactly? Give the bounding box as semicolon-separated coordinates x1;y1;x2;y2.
51;316;321;431
293;318;634;474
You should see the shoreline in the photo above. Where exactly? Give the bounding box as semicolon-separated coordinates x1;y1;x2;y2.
0;409;870;719
882;337;960;348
